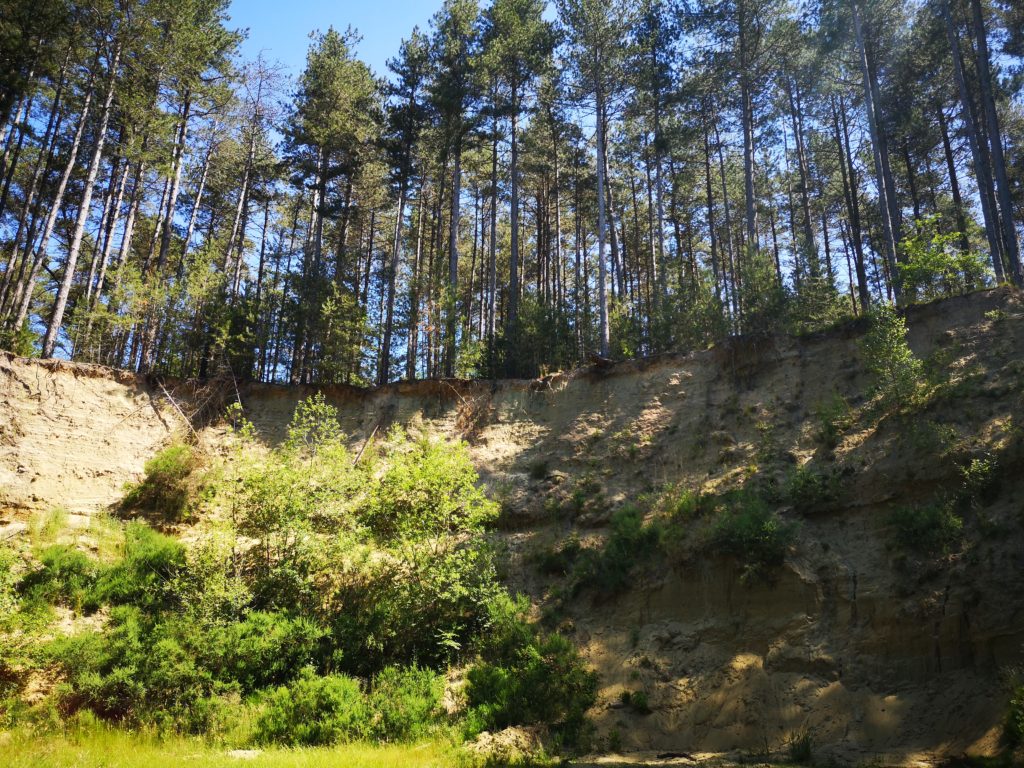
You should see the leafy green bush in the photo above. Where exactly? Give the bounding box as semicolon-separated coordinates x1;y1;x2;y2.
360;434;498;542
897;215;990;303
889;501;963;555
213;611;325;693
255;669;369;746
465;594;597;746
18;546;99;611
959;457;999;510
122;444;200;520
571;506;662;594
783;466;840;514
707;491;795;584
860;304;923;408
813;393;852;449
91;524;185;610
619;690;651;714
367;666;443;742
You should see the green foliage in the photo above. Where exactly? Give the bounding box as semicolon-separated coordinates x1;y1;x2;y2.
959;456;999;510
18;546;99;611
571;506;662;594
813;393;853;449
284;393;344;453
465;595;597;746
0;546;18;620
91;524;185;611
255;669;369;746
783;466;841;514
707;491;796;584
17;394;594;751
367;666;444;743
361;433;498;541
213;612;325;694
618;690;651;715
786;277;851;336
860;304;924;408
898;215;991;303
122;444;200;520
0;322;38;357
889;500;963;556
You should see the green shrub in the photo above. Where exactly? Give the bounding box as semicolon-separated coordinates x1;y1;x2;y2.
360;435;498;541
959;457;999;510
783;466;840;514
861;304;923;408
465;595;597;746
814;393;852;449
285;393;344;453
889;501;963;556
707;491;795;584
214;611;325;693
367;665;443;742
619;690;651;714
19;546;99;611
571;506;662;594
0;546;18;619
897;215;990;302
91;524;185;610
255;669;370;746
122;444;200;520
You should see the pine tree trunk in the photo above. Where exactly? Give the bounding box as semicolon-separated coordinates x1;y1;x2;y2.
940;0;1005;281
969;0;1022;284
595;86;610;358
852;0;902;300
42;40;122;359
12;58;99;334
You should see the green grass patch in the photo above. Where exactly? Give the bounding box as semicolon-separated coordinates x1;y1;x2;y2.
1;727;458;768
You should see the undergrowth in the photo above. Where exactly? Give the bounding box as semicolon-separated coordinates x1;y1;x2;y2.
0;395;596;758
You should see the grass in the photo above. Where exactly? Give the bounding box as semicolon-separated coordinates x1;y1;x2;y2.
2;728;458;768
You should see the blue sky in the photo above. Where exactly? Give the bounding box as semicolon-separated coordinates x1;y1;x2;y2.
226;0;439;80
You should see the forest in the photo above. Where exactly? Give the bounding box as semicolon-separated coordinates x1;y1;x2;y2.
0;0;1021;382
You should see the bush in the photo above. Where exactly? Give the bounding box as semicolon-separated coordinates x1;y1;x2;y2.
788;731;813;764
122;444;200;520
897;215;990;302
360;434;498;541
619;690;651;714
783;466;840;514
465;595;597;746
959;457;999;510
571;506;662;594
214;611;325;693
255;669;370;746
889;501;963;556
91;524;185;610
861;304;923;408
814;393;852;449
19;546;99;611
707;491;796;584
367;665;443;742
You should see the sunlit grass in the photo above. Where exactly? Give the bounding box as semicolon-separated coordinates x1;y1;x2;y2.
29;507;69;548
2;728;460;768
